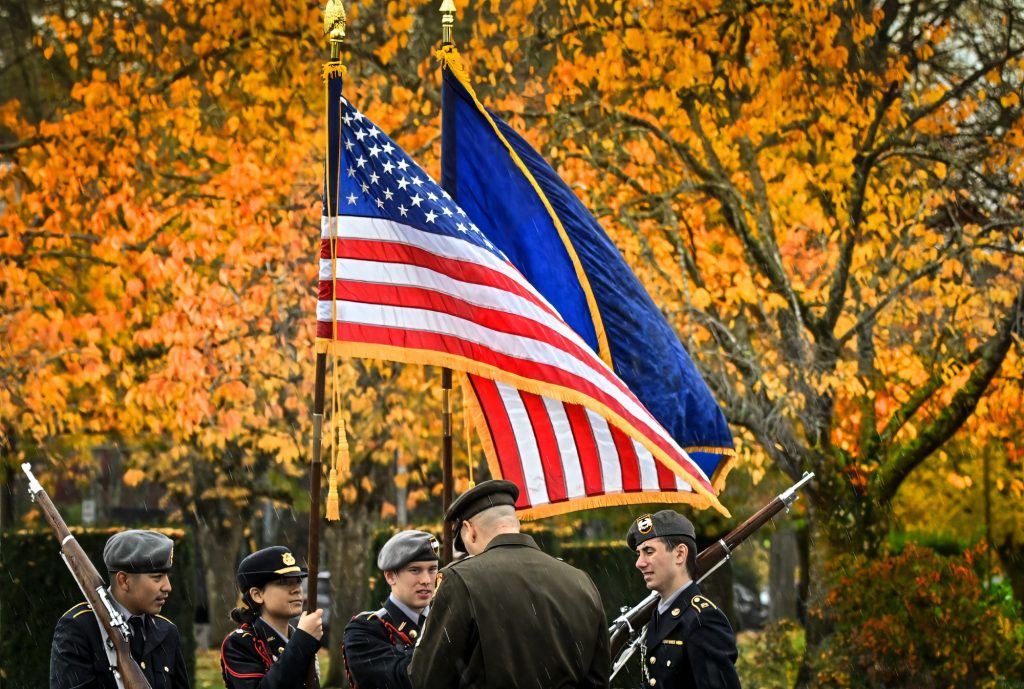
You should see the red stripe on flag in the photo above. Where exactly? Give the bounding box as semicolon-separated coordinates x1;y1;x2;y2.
609;425;642;491
564;403;605;496
471;377;530;510
655;452;678;491
520;391;567;504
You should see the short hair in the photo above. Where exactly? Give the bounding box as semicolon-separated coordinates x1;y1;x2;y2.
660;535;697;579
472;504;518;532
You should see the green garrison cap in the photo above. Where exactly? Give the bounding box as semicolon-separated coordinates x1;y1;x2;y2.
445;480;520;553
103;530;174;574
378;530;440;571
626;510;697;551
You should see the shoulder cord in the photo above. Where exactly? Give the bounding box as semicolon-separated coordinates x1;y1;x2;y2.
341;614;413;689
242;623;275;669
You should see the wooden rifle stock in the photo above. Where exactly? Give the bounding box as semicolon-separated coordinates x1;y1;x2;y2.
608;472;814;659
22;464;152;689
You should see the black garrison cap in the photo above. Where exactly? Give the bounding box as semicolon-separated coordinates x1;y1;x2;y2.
626;510;697;551
103;530;175;574
445;480;520;553
236;546;307;591
378;530;440;571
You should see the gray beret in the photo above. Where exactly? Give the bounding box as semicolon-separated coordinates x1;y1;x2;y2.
378;530;439;571
626;510;696;551
103;530;174;574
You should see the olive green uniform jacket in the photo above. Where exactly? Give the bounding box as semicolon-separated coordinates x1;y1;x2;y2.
408;532;610;689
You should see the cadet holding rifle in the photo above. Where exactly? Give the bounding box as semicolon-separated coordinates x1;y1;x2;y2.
627;512;741;689
50;530;191;689
22;464;189;689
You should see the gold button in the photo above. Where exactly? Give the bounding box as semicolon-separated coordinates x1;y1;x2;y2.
649;679;657;686
671;608;681;617
667;660;672;667
410;630;418;639
164;666;170;672
649;656;656;664
140;662;146;670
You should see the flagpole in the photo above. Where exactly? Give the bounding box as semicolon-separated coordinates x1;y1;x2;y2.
439;0;457;566
303;3;345;687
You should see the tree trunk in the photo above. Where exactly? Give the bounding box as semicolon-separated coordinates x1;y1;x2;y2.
794;505;838;689
769;525;799;622
996;534;1024;606
323;506;377;689
196;516;246;648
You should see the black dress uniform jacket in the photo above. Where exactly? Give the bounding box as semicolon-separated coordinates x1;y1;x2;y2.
50;601;189;689
342;597;422;689
220;617;321;689
641;581;741;689
408;532;610;689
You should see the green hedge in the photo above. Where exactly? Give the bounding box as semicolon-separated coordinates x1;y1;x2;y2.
0;527;197;689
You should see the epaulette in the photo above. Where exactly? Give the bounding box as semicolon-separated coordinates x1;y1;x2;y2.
355;610;379;621
63;602;92;618
690;595;718;614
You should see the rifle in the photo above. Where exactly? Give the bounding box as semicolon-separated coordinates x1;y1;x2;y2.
608;472;814;680
22;463;152;689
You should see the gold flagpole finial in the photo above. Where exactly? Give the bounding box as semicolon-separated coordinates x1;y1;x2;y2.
324;0;347;59
440;0;456;45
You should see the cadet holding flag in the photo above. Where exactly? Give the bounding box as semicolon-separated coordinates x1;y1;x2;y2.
342;530;440;689
627;511;741;689
408;480;610;689
220;546;324;689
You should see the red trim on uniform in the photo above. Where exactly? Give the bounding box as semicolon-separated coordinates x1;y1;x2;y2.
220;626;271;679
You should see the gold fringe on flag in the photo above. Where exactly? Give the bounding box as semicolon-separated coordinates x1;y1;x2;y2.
462;379;475;488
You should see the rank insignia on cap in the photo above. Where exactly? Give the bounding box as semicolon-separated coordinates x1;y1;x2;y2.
671;607;681;617
429;536;440;556
282;552;296;566
637;514;654;534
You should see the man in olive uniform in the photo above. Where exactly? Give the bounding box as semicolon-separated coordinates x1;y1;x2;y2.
628;511;741;689
408;480;610;689
343;530;439;689
50;529;190;689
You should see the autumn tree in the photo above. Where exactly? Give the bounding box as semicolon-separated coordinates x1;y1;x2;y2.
475;0;1024;559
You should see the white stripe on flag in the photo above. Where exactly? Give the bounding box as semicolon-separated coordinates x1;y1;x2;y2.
541;395;586;498
586;409;623;494
635;441;661;491
496;383;549;507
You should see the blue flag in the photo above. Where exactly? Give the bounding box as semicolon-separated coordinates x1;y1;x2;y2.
439;50;735;488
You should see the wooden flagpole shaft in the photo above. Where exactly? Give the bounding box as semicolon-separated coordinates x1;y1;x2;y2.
307;352;326;609
305;351;326;688
441;366;454;564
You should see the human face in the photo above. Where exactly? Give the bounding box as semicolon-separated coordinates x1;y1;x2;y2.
385;560;439;613
115;572;171;616
635;539;688;598
252;576;305;625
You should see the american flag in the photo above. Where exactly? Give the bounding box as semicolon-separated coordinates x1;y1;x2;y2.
318;75;726;516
